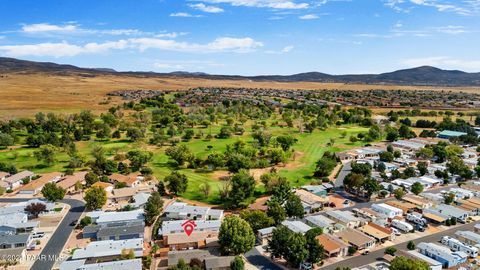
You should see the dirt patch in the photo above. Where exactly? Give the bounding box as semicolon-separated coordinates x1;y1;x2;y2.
249;151;305;181
211;170;231;181
249;196;270;211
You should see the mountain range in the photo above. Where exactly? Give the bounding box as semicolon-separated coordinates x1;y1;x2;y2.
1;57;479;87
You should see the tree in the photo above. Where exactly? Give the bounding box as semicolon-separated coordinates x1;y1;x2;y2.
394;188;406;200
144;192;164;225
314;155;338;177
276;135;296;151
84;186;107;210
305;228;324;263
285;194;305;218
165;145;193;166
127;150;153;171
351;162;372;176
268;225;291;258
85;172;99;186
0;133;14;149
266;200;287;225
386;128;399;142
239;210;274;233
218;216;255;255
411;182;424;195
79;216;92;228
417;162;428;176
403;167;417;178
230;256;245;270
284;232;308;267
41;182;66;202
416;148;434;160
206;152;225;170
389;256;429;270
126;127;144;141
33;144;57;166
165;171;188;195
443;192;455;205
156;181;167;196
385;246;397;256
348;246;357;256
24;202;46;218
362;177;380;200
379;151;394;162
228;169;255;208
407;241;416;250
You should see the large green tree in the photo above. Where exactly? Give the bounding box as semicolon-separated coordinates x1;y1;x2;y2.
389;256;429;270
144;192;164;225
218;216;255;255
84;186;107;210
41;182;66;202
165;171;188;195
228;169;256;208
239;209;274;233
285;194;305;219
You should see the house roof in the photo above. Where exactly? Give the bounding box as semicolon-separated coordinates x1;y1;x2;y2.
4;171;34;184
385;201;417;212
159;220;221;235
87;209;144;224
306;215;335;228
71;238;143;260
57;171;87;190
336;229;374;247
423;212;447;223
110;187;138;199
62;259;142;270
294;189;328;206
316;234;348;253
281;220;312;234
361;224;391;240
165;231;218;245
109;173;137;185
92;182;113;189
0;233;30;245
97;222;145;238
438;130;468;137
167;249;213;266
19;172;62;191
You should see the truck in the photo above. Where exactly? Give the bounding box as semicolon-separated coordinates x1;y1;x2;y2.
441;236;479;258
406;212;427;227
391;219;414;233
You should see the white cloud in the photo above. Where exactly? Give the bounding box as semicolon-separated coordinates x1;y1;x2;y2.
299;14;319;19
385;0;478;15
265;45;294;54
22;23;78;33
189;3;224;13
198;0;309;9
169;12;202;17
153;60;224;70
155;32;188;38
401;56;480;71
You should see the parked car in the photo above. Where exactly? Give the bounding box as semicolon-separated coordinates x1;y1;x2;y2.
69;219;78;226
32;232;45;239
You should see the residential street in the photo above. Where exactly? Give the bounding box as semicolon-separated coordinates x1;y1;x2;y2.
245;247;284;270
0;198;85;270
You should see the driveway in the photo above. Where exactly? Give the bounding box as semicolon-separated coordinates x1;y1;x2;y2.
245;246;284;270
0;198;85;270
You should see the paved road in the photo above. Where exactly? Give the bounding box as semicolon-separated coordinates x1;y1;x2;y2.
0;198;85;270
334;162;351;188
320;219;480;270
245;247;284;270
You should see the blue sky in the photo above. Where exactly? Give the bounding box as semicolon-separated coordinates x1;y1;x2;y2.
0;0;479;75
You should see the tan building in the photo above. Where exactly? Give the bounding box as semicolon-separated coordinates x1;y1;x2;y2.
336;229;375;250
18;172;63;195
162;231;219;251
109;173;140;187
385;200;417;213
57;171;87;193
316;234;349;257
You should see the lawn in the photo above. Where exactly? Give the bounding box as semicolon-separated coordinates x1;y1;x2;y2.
0;123;369;205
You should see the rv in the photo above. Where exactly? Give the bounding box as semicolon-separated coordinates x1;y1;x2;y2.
441;236;479;258
391;220;414;233
406;213;427;226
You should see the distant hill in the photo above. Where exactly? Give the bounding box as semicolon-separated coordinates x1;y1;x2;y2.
1;57;480;86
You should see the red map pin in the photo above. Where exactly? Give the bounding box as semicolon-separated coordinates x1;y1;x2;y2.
182;220;197;236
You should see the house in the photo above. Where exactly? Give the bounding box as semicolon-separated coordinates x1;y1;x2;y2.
109;173;140;188
60;258;141;270
281;220;312;234
164;202;224;221
352;208;386;223
391;140;425;152
110;187;138;203
159;220;221;235
0;247;27;263
360;223;394;243
385;200;417;213
424;204;469;223
2;171;34;190
87;209;144;225
204;256;235;270
162;231;219;251
420;193;444;203
325;210;362;228
56;171;87;193
91;181;114;193
0;233;33;250
129;193;151;209
18;172;63;195
397;250;442;270
301;185;328;197
305;215;336;233
316;234;349;257
336;228;375;250
371;203;403;219
71;238;144;260
437;130;468;140
403;194;433;209
0;172;9;181
82;220;145;241
417;242;468;268
0;213;38;234
455;230;480;245
257;227;275;243
294;189;327;213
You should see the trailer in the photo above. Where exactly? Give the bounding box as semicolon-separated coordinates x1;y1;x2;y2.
406;212;427;226
441;236;479;258
391;219;413;233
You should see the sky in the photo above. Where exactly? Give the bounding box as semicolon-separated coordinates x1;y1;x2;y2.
0;0;479;75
